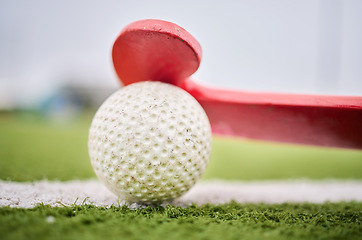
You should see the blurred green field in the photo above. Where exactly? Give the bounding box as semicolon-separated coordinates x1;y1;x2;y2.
1;111;361;182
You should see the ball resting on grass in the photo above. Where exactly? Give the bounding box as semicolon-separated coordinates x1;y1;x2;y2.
88;81;212;204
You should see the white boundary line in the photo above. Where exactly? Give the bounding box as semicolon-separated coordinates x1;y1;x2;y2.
1;179;362;208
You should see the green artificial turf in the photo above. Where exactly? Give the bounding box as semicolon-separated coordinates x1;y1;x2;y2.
1;202;361;240
0;111;361;182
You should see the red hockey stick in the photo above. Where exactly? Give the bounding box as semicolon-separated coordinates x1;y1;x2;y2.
112;19;362;150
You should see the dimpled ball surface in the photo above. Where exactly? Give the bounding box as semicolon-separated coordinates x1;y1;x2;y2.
88;81;212;203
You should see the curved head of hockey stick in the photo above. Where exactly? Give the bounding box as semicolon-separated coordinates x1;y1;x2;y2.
112;19;201;87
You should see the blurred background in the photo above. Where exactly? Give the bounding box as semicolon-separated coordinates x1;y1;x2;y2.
0;0;361;182
1;0;362;112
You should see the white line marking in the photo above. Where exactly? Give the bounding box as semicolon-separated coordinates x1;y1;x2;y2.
1;179;362;208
